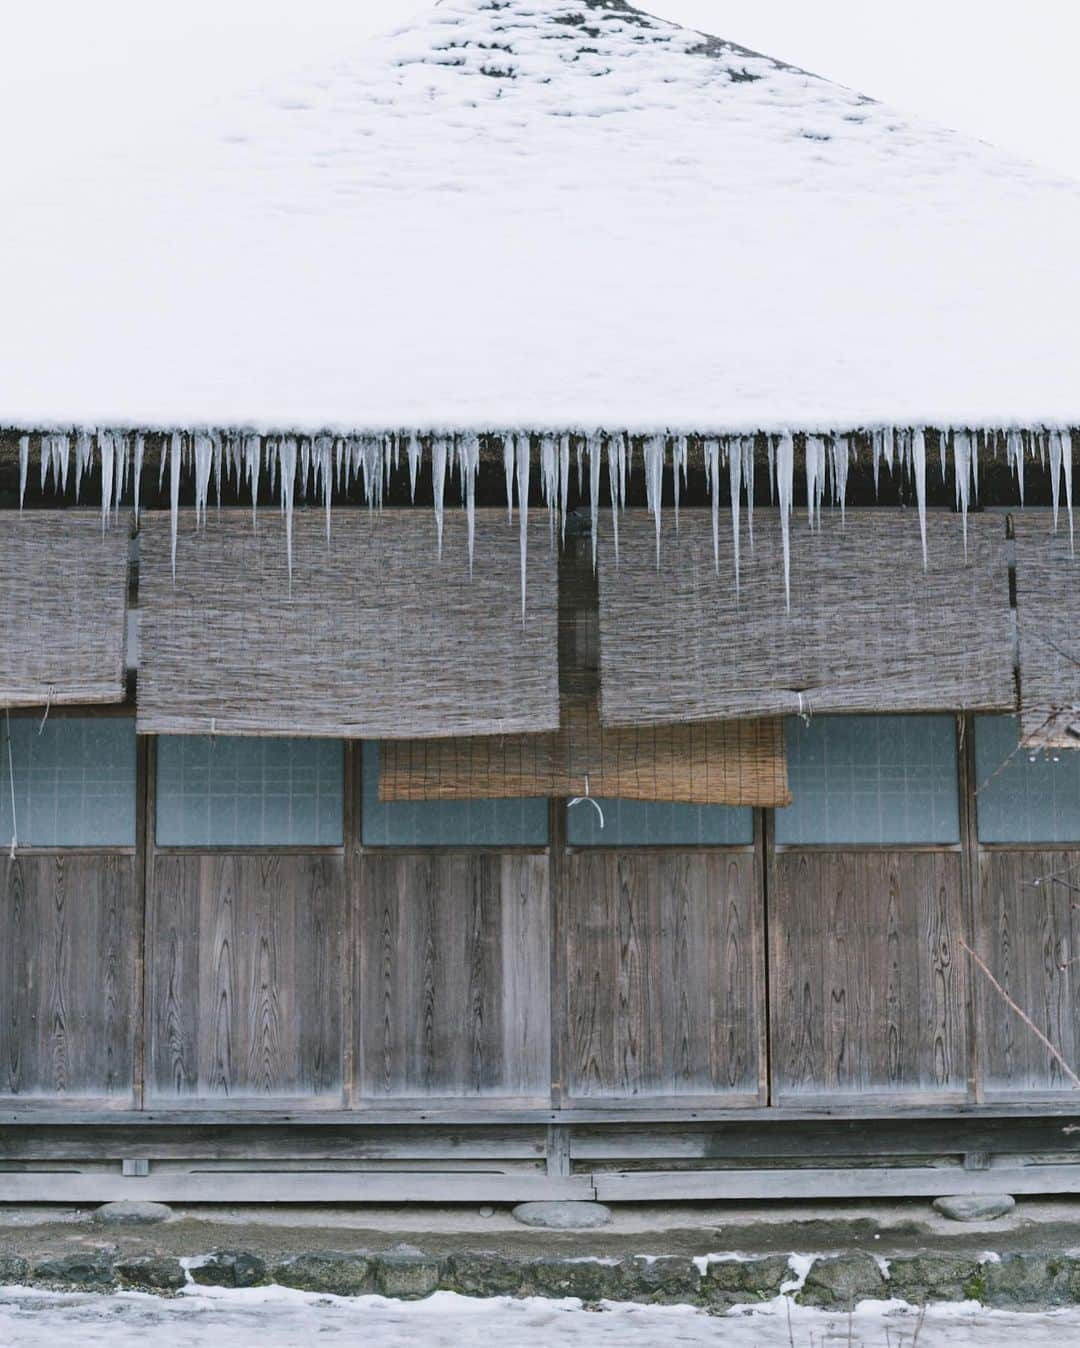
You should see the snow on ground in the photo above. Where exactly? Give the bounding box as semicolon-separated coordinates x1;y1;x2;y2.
3;0;1080;434
2;1287;1080;1348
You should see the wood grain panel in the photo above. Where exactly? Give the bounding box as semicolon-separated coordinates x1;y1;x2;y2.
976;848;1080;1096
147;855;345;1104
0;855;137;1101
771;851;967;1102
564;852;763;1101
358;854;550;1100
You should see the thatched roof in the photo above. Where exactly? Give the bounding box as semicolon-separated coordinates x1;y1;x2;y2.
2;0;1078;438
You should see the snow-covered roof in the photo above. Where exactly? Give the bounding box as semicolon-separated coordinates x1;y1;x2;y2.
4;0;1080;436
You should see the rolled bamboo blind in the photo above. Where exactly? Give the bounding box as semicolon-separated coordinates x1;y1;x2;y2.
597;509;1015;725
1015;515;1080;748
380;538;791;805
0;513;128;706
137;510;559;738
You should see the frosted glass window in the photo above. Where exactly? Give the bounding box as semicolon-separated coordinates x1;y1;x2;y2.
976;715;1080;843
567;797;753;846
157;736;343;846
776;715;960;845
362;743;548;846
0;716;136;847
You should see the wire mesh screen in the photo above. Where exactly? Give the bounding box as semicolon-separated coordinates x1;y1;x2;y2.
137;510;559;739
597;509;1015;725
1015;515;1080;748
0;513;128;706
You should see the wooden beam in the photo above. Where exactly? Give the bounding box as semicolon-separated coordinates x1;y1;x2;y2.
595;1165;1080;1202
0;1172;594;1204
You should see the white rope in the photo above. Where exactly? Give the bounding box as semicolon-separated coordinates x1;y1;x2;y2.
5;709;18;859
37;686;53;736
569;772;605;829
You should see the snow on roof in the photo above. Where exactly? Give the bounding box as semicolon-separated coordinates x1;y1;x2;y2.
3;0;1080;436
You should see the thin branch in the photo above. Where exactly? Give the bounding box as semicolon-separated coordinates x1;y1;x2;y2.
961;939;1080;1088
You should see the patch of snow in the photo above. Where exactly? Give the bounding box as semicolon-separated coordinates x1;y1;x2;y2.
2;0;1080;435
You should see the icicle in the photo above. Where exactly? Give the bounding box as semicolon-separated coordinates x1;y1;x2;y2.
872;429;882;495
192;433;214;528
1008;428;1024;505
576;440;583;502
559;433;570;544
830;436;849;523
912;429;928;569
212;432;223;509
539;434;558;543
133;434;144;526
706;439;720;575
74;431;92;502
767;438;775;504
1065;429;1075;556
516;432;530;619
1050;428;1063;533
729;433;742;596
314;435;333;542
97;431;114;531
618;433;629;512
606;436;621;566
972;430;981;503
939;427;948;482
462;432;479;572
953;430;971;555
406;432;421;504
433;434;448;558
169;432;182;578
643;435;664;567
503;434;515;522
776;432;794;611
742;436;755;549
17;436;28;509
587;434;601;571
673;435;687;533
804;435;825;528
279;437;297;582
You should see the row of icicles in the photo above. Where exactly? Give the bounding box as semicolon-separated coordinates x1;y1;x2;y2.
16;425;1076;613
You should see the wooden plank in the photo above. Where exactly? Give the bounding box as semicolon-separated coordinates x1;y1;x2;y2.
146;854;346;1104
564;852;763;1101
357;854;550;1100
0;855;137;1102
976;848;1080;1096
595;1165;1080;1202
0;1124;547;1161
770;851;968;1102
0;1172;593;1203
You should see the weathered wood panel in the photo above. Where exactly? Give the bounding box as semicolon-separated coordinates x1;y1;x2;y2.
771;851;967;1102
358;854;550;1101
976;848;1080;1096
0;855;137;1102
147;855;345;1104
564;853;763;1101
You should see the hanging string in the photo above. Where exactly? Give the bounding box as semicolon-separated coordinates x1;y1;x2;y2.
37;686;53;736
5;710;18;859
568;772;605;829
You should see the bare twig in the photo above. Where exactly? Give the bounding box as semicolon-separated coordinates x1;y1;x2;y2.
911;1298;928;1346
961;939;1080;1087
786;1295;795;1348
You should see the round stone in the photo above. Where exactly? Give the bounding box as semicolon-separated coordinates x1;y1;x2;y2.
511;1201;612;1230
92;1200;173;1226
933;1194;1016;1222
